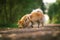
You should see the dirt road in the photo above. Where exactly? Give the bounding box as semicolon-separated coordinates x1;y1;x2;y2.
0;24;60;40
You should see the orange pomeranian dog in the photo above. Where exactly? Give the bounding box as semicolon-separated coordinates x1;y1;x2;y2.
17;8;49;28
17;14;32;28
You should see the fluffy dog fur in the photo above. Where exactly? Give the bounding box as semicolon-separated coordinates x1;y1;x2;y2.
17;14;32;28
43;14;49;25
29;8;44;27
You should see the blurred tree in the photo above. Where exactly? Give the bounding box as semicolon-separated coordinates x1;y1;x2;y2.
0;0;45;28
40;0;46;14
48;1;60;23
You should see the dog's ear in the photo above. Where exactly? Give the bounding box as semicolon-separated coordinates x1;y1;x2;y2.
19;21;23;24
18;20;22;24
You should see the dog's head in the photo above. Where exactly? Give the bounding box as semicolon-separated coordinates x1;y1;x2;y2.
17;20;24;28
